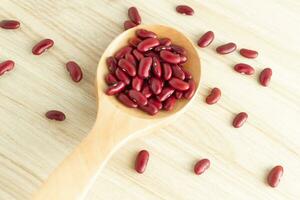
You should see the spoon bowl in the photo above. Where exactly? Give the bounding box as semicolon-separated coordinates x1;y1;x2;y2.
34;24;201;200
98;24;201;118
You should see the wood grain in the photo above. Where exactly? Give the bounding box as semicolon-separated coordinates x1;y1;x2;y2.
0;0;299;199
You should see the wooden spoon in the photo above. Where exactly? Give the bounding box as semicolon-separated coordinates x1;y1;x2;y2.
33;24;201;200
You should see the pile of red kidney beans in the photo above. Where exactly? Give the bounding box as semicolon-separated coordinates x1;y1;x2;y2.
0;3;282;189
105;28;196;115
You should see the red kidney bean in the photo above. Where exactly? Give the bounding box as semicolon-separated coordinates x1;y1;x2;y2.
194;159;210;175
239;48;258;59
175;91;183;99
106;82;126;95
172;64;185;80
0;20;20;29
32;39;54;55
135;150;149;173
137;38;160;52
159;38;172;46
216;42;237;54
163;96;176;111
259;68;272;87
105;73;118;85
176;5;194;15
154;45;172;52
115;68;130;85
267;165;283;188
132;76;143;91
179;55;187;63
138;57;152;78
125;53;136;65
169;78;190;91
206;88;221;105
136;29;157;38
142;85;152;98
170;44;187;56
160;50;181;64
152;57;162;78
157;87;175;102
128;7;141;25
0;60;15;76
45;110;66;121
148;98;163;110
232;112;248;128
234;63;255;75
117;93;138;108
106;56;117;72
162;63;172;81
149;77;163;95
144;51;158;58
133;49;144;61
66;61;83;82
118;58;136;76
129;37;142;47
128;89;148;106
197;31;214;48
115;46;132;60
123;20;137;30
181;68;192;80
184;79;196;99
140;103;159;115
163;64;174;82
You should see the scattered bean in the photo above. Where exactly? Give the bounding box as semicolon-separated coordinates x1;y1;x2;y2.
135;150;149;173
0;60;15;76
0;20;20;29
45;110;66;121
124;20;137;30
267;165;283;188
176;5;194;15
216;42;237;54
239;48;258;59
66;61;83;82
259;68;272;87
206;88;221;105
128;7;141;25
194;159;210;175
32;39;54;55
234;63;255;75
198;31;214;48
232;112;248;128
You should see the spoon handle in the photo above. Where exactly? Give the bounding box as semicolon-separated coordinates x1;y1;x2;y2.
32;110;147;200
32;125;114;199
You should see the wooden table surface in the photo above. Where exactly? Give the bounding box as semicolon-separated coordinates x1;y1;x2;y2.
0;0;299;199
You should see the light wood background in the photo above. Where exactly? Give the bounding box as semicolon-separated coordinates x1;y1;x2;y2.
0;0;299;199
